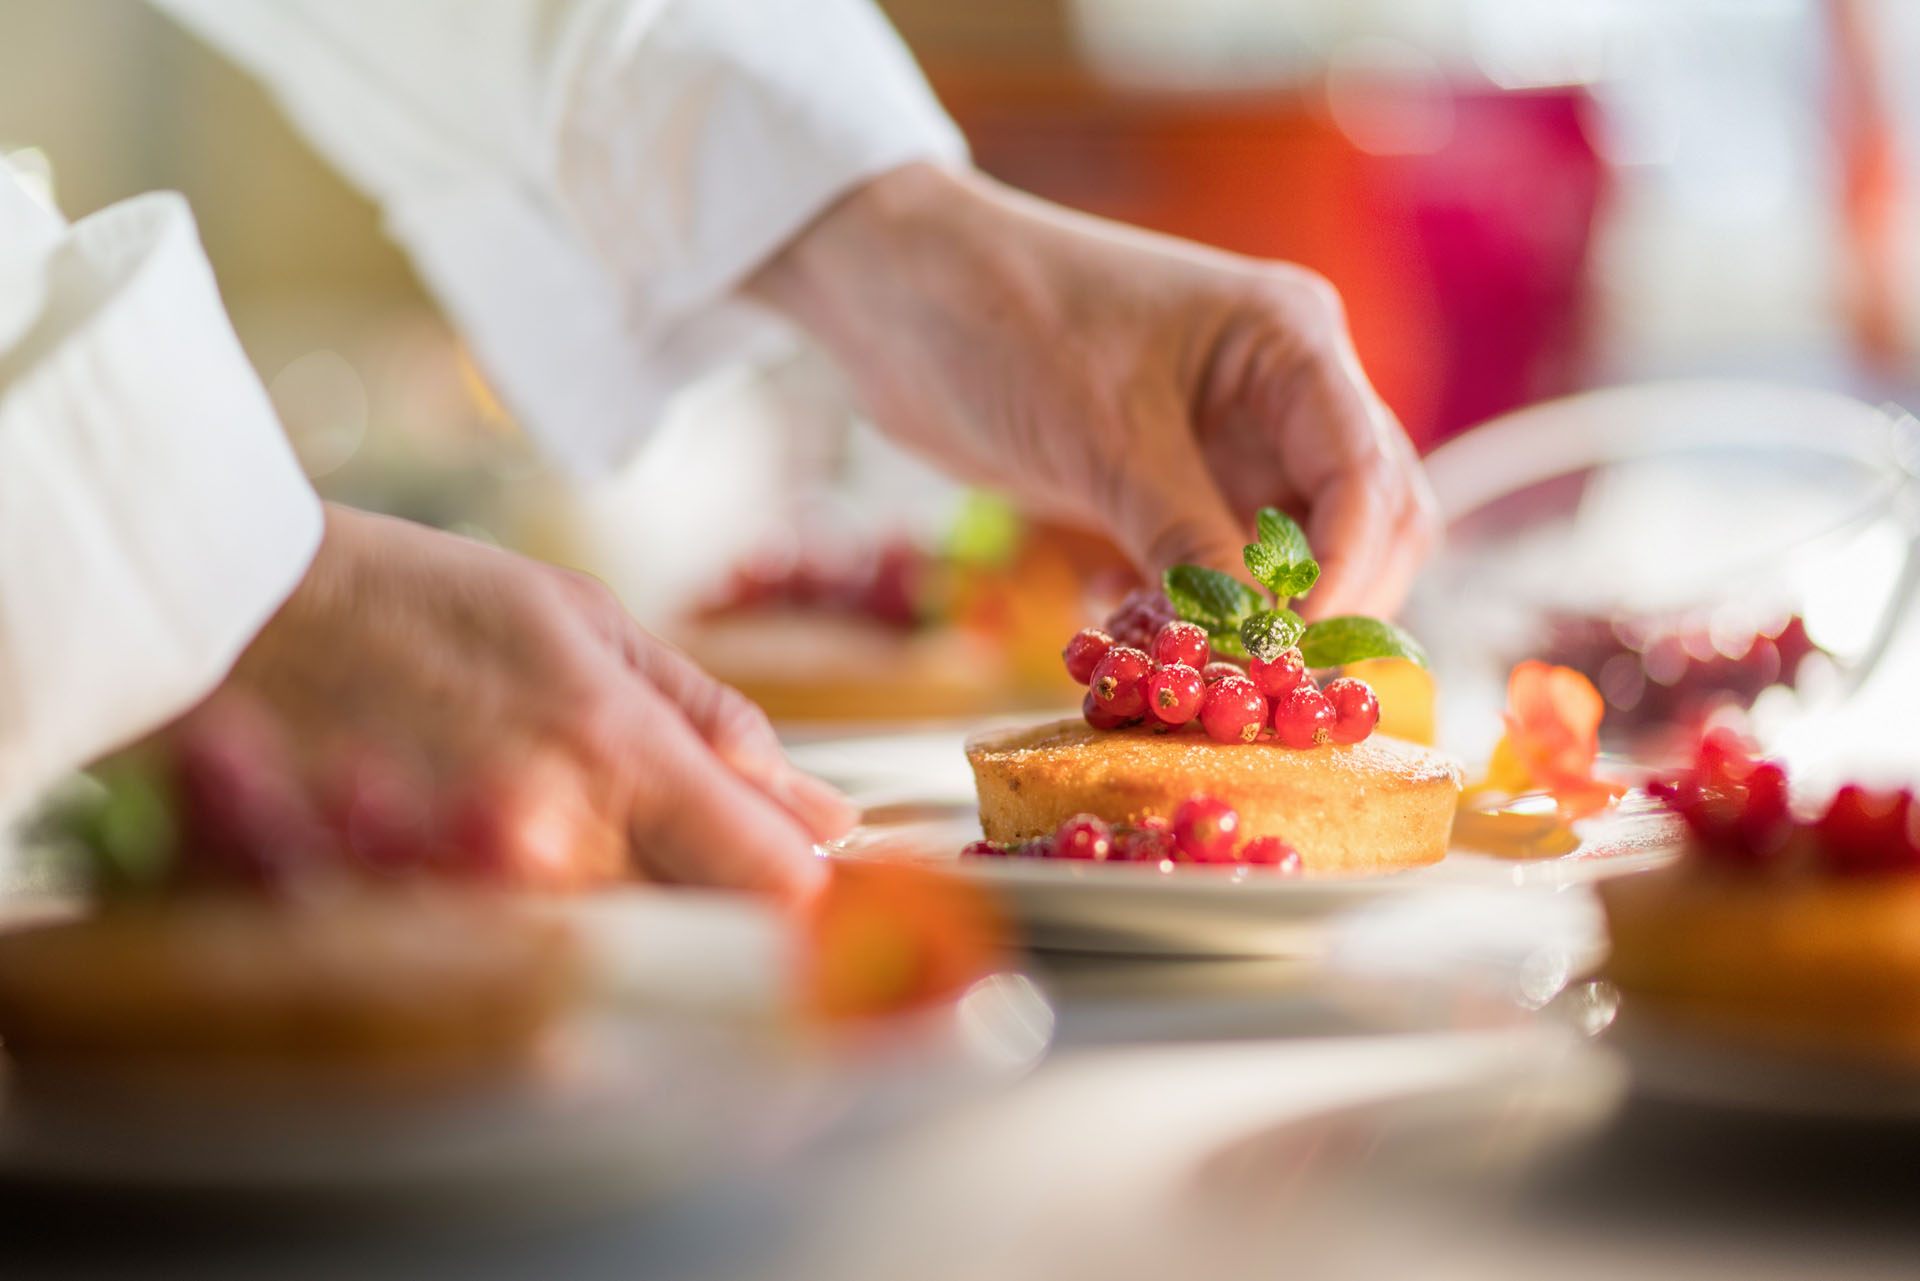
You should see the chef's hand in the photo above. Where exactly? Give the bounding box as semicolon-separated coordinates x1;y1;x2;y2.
200;504;853;902
750;164;1437;618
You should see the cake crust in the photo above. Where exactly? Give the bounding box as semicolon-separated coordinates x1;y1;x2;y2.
966;718;1463;874
1602;866;1920;1066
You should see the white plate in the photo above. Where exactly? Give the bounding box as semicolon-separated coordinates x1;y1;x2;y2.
827;797;1681;957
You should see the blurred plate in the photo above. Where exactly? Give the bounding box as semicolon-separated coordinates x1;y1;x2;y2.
827;798;1680;958
0;891;1055;1216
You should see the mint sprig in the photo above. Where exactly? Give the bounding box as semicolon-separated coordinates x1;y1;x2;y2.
1240;607;1304;662
1297;615;1427;668
1243;508;1319;600
1159;506;1425;669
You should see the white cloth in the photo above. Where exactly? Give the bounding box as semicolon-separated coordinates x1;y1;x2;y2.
151;0;969;476
0;161;323;817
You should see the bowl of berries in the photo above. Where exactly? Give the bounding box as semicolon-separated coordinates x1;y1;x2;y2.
1410;379;1920;760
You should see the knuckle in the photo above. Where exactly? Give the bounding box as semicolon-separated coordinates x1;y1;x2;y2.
1261;265;1347;347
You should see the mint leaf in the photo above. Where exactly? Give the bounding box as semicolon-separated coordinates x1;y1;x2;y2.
1239;608;1305;662
1162;565;1263;631
1242;507;1319;599
1206;629;1249;661
1298;616;1428;669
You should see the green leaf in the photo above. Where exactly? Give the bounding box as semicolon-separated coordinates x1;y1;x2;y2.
1298;616;1428;669
1162;565;1263;631
1239;608;1305;662
1206;629;1249;661
1242;507;1319;599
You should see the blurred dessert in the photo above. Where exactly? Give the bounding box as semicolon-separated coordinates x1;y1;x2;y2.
963;508;1461;871
0;891;577;1066
0;705;588;1068
674;505;1119;721
1601;730;1920;1067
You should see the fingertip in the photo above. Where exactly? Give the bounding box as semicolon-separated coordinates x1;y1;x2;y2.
774;767;861;843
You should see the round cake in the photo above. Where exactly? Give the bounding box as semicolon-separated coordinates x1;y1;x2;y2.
1602;867;1920;1067
0;891;581;1065
966;718;1463;874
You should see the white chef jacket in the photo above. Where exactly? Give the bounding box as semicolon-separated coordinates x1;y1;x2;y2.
151;0;969;476
0;164;323;816
2;0;963;817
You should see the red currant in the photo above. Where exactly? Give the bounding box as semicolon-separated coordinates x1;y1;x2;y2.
1053;813;1114;861
1271;683;1336;749
1090;646;1151;718
1249;649;1306;700
1323;677;1380;745
1145;662;1205;726
1082;690;1138;731
1241;835;1302;873
1114;816;1175;862
1172;795;1241;862
1149;621;1210;670
961;839;1005;859
1200;676;1267;744
1062;628;1114;685
1815;786;1920;875
1200;661;1247;684
1012;835;1055;858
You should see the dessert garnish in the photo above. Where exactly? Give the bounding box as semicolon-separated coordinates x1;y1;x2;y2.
962;799;1303;870
1452;661;1625;858
28;698;622;898
1062;508;1425;746
1649;729;1920;874
1472;661;1627;819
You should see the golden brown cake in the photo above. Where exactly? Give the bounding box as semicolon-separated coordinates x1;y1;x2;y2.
0;890;581;1065
965;718;1463;874
1601;866;1920;1067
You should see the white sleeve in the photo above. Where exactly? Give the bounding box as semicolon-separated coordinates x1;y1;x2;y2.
0;164;322;818
150;0;969;477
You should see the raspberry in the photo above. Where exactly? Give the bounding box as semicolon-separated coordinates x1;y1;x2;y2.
1146;662;1205;726
1149;621;1210;670
1323;677;1380;745
1248;649;1306;700
960;839;1005;859
1102;588;1179;651
1201;661;1248;684
1062;628;1114;685
1090;645;1152;719
1172;795;1240;862
1241;835;1302;873
1053;813;1115;861
1200;676;1267;744
1271;683;1336;749
1082;690;1139;732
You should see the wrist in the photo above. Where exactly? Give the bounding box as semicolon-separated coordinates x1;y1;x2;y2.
746;162;986;343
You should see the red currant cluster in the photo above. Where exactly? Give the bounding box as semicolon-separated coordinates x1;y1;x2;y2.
1063;596;1379;747
1650;729;1920;875
962;796;1302;869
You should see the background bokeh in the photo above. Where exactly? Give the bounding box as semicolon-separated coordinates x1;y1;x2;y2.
4;0;1918;637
